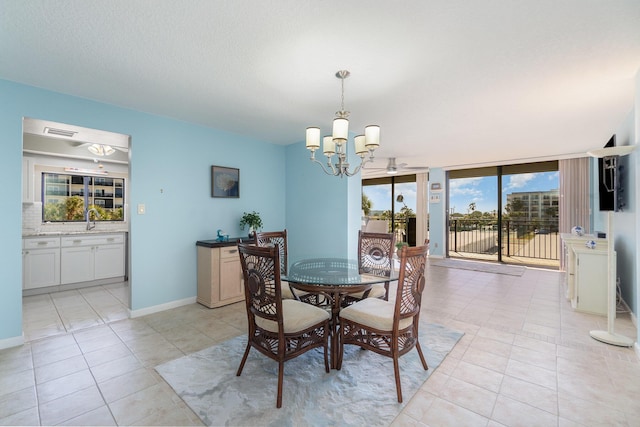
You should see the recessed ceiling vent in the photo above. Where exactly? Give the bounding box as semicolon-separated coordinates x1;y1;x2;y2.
43;127;77;138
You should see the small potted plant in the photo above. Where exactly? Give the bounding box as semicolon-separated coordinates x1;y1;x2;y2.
239;211;263;237
395;241;408;257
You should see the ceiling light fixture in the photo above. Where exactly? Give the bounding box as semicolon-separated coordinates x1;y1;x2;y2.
87;144;116;156
305;70;379;177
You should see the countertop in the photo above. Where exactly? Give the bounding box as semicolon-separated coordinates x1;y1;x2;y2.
23;230;128;237
196;237;255;248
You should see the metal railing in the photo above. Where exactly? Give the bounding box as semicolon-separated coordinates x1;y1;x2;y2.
449;218;559;263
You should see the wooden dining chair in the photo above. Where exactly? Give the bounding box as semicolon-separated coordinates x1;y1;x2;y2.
337;244;429;403
236;243;330;408
342;230;395;306
255;230;295;299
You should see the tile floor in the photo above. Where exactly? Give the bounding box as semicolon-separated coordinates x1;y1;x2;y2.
1;262;639;426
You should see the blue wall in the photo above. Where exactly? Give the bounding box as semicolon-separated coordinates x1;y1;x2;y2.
285;137;361;263
0;79;288;343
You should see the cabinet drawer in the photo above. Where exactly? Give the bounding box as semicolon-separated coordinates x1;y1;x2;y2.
220;246;240;259
61;233;125;247
23;237;60;249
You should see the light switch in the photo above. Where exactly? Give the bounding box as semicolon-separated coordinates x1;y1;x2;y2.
137;204;146;215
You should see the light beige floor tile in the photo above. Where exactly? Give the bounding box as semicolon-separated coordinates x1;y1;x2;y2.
499;375;558;415
452;360;504;393
402;389;437;422
0;344;33;374
469;336;512;359
509;345;557;371
131;401;205;426
58;405;116;426
558;395;628;426
0;406;40;426
492;395;557;427
462;346;509;374
0;369;35;398
419;396;489;426
90;354;143;383
34;354;88;384
439;376;498;418
108;383;179;425
83;342;133;368
32;341;82;367
0;386;37;419
36;369;95;403
98;367;159;403
504;359;557;390
30;333;77;356
38;385;105;426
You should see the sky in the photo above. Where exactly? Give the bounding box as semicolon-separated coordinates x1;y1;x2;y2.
363;171;559;216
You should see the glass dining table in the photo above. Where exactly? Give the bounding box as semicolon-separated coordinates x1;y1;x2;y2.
282;257;398;369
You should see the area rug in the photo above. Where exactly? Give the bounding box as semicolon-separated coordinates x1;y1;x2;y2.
430;258;526;276
155;322;463;427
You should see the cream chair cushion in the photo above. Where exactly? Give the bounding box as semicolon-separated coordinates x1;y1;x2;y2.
339;298;413;331
346;283;386;300
256;299;330;333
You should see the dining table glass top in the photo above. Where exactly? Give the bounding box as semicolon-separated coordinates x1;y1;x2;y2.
283;257;398;286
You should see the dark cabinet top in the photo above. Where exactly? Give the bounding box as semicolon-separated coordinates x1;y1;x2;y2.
196;237;255;248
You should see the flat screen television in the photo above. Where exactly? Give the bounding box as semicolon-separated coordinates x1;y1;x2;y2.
597;135;617;211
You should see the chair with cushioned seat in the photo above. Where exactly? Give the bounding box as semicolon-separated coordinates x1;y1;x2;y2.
236;243;330;408
255;229;297;299
338;244;429;403
342;230;395;306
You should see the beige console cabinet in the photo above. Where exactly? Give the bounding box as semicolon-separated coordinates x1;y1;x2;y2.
561;233;610;316
196;240;246;308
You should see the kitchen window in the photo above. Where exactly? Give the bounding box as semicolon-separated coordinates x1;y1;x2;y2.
42;172;125;222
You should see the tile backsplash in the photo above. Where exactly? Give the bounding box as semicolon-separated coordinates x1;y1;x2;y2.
22;202;128;235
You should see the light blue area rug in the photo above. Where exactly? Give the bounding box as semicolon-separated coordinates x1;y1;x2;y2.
156;323;463;427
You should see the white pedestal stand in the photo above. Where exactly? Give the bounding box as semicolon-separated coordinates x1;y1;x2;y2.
589;211;634;347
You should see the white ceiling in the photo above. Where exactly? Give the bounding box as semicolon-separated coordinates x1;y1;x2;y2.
2;1;639;178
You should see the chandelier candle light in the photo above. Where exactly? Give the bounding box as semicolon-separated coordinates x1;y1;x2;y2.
306;70;380;177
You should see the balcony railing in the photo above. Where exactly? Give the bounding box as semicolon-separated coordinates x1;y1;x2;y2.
449;218;559;265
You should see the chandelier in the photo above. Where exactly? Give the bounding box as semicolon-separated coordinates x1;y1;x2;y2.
305;70;379;177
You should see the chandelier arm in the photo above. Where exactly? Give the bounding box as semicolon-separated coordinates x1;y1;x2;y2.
309;152;340;176
342;154;375;177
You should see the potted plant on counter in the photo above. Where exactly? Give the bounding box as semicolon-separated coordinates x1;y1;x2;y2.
240;211;263;238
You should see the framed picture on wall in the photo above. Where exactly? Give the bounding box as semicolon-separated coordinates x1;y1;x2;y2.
211;166;240;198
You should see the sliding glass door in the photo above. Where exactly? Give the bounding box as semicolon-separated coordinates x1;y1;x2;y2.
448;161;559;267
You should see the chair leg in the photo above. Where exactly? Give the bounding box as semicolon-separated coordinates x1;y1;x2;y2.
236;342;251;376
336;327;343;370
393;356;403;403
276;360;284;408
415;340;429;370
323;329;330;373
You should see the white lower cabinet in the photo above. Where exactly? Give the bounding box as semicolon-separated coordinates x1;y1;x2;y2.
24;233;126;290
22;237;61;289
60;234;125;284
572;247;611;316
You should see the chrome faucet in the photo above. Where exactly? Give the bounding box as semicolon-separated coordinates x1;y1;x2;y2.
86;208;100;230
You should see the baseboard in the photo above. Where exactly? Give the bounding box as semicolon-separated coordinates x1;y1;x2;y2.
129;296;197;318
0;334;24;350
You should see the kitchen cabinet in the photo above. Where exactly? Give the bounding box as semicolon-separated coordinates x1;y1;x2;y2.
22;237;61;289
197;244;244;308
60;233;126;284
